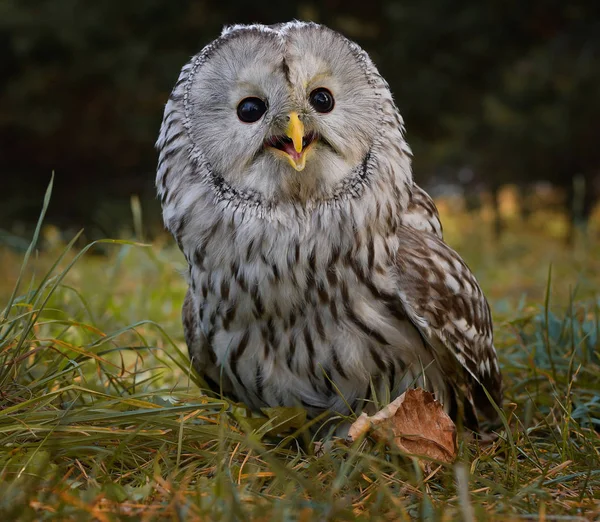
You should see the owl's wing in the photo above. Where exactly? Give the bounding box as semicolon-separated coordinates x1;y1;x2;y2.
394;225;503;425
401;183;443;239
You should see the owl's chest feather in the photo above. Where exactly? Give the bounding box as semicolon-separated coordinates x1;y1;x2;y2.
186;219;446;414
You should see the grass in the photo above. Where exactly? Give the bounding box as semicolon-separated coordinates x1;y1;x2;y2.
0;183;599;520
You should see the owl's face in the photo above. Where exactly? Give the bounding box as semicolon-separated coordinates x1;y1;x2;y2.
185;24;383;201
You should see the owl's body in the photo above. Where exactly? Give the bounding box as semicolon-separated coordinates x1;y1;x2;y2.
157;22;502;430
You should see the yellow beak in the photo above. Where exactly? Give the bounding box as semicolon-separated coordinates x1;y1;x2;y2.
266;112;316;172
286;112;304;154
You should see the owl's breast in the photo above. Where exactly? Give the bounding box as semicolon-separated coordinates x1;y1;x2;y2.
185;222;448;416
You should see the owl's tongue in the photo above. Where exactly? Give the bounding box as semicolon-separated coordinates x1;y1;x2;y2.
265;132;317;172
280;139;302;161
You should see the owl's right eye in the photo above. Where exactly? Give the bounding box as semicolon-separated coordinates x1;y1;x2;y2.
237;97;267;123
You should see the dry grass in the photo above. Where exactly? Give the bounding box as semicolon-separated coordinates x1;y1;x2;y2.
0;183;599;520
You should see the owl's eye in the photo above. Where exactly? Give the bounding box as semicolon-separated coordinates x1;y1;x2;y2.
309;88;335;113
237;97;267;123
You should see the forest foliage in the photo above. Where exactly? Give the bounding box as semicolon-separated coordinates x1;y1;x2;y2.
1;0;599;233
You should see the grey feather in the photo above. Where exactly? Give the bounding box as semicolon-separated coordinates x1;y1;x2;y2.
156;21;502;430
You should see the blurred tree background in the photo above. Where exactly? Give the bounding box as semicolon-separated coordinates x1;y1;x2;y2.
1;0;599;239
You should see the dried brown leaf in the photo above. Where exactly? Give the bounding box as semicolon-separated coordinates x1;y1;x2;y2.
348;388;457;463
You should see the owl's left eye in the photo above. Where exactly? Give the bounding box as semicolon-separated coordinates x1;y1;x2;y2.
237;97;267;123
309;88;335;113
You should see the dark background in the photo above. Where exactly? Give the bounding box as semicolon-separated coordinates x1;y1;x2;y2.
1;0;599;239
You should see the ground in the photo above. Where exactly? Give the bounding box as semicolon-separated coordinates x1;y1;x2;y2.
1;187;599;520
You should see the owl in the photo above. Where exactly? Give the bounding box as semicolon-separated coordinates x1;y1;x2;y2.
156;21;502;432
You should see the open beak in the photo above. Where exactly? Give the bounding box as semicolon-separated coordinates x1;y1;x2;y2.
265;112;317;172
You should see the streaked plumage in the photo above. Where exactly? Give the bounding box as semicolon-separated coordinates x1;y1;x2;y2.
156;21;502;431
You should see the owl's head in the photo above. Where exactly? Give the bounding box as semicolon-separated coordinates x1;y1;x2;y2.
158;22;411;205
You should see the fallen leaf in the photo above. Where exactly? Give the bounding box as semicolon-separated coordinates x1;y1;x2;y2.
347;388;457;463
